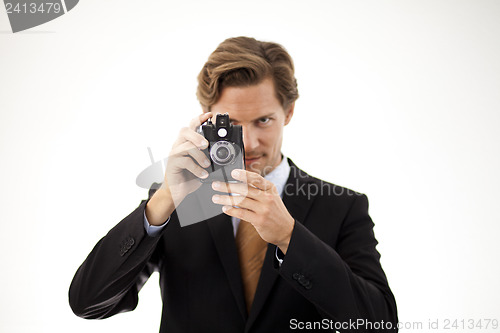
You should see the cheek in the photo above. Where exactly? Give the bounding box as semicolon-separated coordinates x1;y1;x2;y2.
260;125;283;149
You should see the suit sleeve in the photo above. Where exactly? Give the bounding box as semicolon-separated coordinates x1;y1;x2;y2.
68;184;166;319
276;194;398;332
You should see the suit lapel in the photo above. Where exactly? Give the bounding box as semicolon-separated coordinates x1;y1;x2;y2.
245;160;316;331
207;213;248;321
281;159;317;227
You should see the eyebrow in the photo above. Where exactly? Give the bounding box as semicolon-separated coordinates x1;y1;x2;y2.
229;112;276;123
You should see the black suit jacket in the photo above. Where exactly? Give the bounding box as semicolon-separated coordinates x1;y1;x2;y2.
69;159;398;332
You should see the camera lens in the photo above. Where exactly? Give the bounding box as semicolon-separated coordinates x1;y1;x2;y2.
210;141;237;166
216;147;230;160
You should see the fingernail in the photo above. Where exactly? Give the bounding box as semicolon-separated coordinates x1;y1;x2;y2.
201;171;208;178
222;206;229;212
212;195;220;203
231;169;240;178
212;181;220;189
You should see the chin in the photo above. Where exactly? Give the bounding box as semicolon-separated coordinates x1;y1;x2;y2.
245;164;262;174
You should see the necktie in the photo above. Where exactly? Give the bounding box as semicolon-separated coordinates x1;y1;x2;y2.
235;220;268;313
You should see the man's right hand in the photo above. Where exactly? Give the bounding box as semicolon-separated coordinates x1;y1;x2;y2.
145;112;213;226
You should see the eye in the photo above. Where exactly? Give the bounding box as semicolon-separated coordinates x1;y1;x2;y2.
257;117;271;125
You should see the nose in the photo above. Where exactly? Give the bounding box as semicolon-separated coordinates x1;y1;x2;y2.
242;125;259;152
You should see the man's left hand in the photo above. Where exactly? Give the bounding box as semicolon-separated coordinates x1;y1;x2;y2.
211;169;295;254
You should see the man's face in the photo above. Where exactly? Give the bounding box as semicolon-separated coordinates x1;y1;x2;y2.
210;78;294;176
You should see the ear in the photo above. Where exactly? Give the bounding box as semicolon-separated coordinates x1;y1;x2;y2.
284;102;295;126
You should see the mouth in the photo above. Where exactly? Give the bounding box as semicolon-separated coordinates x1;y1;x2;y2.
245;156;262;164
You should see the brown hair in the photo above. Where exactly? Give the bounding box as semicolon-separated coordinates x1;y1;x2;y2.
197;36;299;111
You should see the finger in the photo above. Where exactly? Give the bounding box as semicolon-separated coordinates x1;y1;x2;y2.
171;141;211;169
211;181;260;198
212;193;259;212
171;155;209;179
231;169;273;192
221;205;259;223
174;127;209;150
189;112;213;131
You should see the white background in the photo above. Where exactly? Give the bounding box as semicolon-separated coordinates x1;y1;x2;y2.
1;0;499;332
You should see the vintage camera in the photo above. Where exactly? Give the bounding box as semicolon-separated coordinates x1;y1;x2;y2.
199;113;245;182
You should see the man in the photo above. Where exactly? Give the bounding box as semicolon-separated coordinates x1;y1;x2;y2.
69;36;398;332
